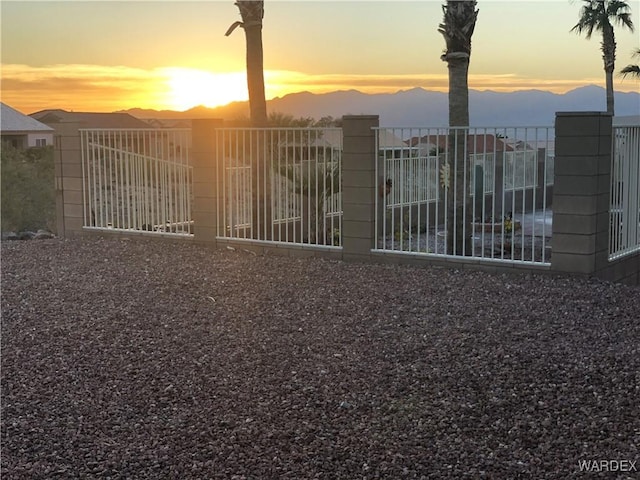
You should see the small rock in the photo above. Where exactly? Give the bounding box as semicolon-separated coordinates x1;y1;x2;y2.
18;231;36;240
34;230;55;240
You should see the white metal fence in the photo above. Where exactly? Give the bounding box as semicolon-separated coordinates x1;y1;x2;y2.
80;129;193;235
215;128;342;247
609;126;640;260
375;127;554;264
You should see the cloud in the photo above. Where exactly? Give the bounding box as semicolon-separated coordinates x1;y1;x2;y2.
1;64;169;112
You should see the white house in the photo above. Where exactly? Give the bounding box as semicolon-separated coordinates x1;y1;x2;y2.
1;103;54;148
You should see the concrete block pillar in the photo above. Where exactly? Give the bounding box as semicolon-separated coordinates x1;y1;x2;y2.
53;122;84;237
552;112;612;274
341;115;379;261
192;119;225;244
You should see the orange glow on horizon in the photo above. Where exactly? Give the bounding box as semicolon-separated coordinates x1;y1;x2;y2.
1;64;637;115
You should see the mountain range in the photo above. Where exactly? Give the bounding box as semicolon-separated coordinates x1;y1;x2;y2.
123;85;640;127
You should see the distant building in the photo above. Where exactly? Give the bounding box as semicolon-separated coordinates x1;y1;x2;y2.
30;109;164;158
408;133;514;156
144;118;192;129
1;103;54;149
613;115;640;127
30;109;152;130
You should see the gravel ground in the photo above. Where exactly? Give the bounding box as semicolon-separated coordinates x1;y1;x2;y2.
2;237;639;479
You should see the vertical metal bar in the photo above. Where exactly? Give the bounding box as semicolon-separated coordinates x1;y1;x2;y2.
542;128;548;262
260;128;266;241
80;130;88;227
234;129;240;238
511;128;518;259
520;128;527;261
100;130;107;227
216;130;222;237
106;130;112;228
160;131;167;231
114;130;120;229
166;131;173;231
237;129;242;238
436;129;443;255
122;131;130;229
375;129;381;250
93;131;101;227
452;127;458;255
632;127;640;251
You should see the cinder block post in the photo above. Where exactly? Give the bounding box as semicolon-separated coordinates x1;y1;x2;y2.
552;112;612;274
341;115;379;261
53;122;85;237
192;119;225;244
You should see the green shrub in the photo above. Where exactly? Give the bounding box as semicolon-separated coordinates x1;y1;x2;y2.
1;143;55;232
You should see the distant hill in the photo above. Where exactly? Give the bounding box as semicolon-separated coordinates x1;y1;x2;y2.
121;85;640;127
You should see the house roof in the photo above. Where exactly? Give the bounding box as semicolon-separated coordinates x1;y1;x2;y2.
144;118;193;129
377;129;412;149
613;115;640;127
409;133;514;153
30;109;152;129
1;103;54;133
280;129;410;151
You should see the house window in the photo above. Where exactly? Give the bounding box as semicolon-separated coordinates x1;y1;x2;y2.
35;138;47;147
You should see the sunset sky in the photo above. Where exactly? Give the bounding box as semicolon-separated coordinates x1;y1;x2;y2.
1;0;639;114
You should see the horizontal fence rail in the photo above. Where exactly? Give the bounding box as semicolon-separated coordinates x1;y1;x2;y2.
374;126;554;265
80;129;193;235
609;125;640;260
215;128;343;247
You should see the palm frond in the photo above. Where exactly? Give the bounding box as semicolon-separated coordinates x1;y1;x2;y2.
571;0;634;37
608;0;635;29
438;0;479;59
620;64;640;78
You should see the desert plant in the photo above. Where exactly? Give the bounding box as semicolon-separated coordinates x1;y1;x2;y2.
1;143;55;232
278;159;340;244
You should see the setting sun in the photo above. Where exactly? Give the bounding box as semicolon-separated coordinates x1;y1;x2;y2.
164;68;248;111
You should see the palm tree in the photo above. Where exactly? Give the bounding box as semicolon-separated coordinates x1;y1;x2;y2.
226;0;268;127
620;48;640;78
571;0;635;114
226;1;270;239
438;0;478;255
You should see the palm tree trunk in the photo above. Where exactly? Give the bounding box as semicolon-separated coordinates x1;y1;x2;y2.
605;68;614;115
446;54;473;256
228;1;270;238
448;55;470;127
602;22;616;115
243;23;268;127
